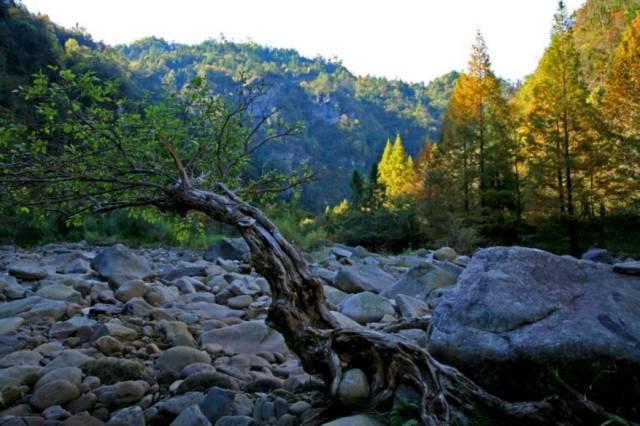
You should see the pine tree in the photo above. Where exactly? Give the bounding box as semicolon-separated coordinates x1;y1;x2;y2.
516;1;601;253
350;169;365;207
440;30;516;214
603;15;640;209
377;134;416;198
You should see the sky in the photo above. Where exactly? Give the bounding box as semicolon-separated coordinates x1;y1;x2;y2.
21;0;586;84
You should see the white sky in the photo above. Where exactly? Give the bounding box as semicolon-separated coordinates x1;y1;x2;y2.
21;0;586;84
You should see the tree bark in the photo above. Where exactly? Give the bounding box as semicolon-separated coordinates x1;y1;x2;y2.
169;184;597;425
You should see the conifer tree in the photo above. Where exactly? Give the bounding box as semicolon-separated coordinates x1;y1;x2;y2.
440;30;516;214
516;1;600;253
603;15;640;209
350;169;365;207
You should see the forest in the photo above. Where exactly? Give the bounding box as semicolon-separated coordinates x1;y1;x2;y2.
1;0;639;257
0;0;639;425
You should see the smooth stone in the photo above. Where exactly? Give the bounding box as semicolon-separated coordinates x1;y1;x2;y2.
170;404;211;426
35;367;83;391
0;350;42;368
91;244;154;286
337;368;370;404
289;401;311;415
433;246;457;261
340;292;395;324
0;317;24;335
44;350;93;371
63;414;105;426
159;320;196;347
0;365;41;391
8;261;49;281
157;347;211;381
36;284;82;303
107;405;145;426
199;387;235;422
203;238;250;263
31;380;80;410
333;265;395;294
613;261;640;276
226;295;253;309
321;415;382;426
200;321;288;354
115;280;147;302
95;336;124;355
215;416;256;426
87;357;145;384
382;263;458;307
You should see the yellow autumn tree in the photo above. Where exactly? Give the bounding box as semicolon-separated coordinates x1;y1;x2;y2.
602;15;640;210
377;134;416;198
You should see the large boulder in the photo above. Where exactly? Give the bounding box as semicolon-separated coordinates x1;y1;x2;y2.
340;291;395;324
333;265;395;294
203;238;250;262
581;247;616;264
429;246;640;417
7;260;48;281
91;244;154;286
382;263;458;306
200;321;288;354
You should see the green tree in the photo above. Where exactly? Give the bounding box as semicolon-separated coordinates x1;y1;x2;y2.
516;1;602;253
350;169;365;207
440;31;516;214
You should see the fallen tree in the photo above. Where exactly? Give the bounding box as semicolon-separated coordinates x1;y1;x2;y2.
0;69;623;425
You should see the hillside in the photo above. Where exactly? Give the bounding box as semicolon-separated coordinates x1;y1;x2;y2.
0;2;457;208
117;39;456;207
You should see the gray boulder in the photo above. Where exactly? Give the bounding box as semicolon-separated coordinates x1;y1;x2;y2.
581;247;616;264
333;265;395;294
382;263;457;306
199;386;235;422
613;261;640;276
91;244;154;286
337;368;369;405
7;260;48;281
340;291;395;324
429;246;640;414
204;238;250;262
322;415;382;426
200;321;288;354
433;246;457;262
395;294;430;319
170;404;211;426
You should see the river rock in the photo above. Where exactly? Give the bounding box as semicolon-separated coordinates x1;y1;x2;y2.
31;379;80;410
8;260;48;281
337;368;369;404
613;261;640;276
0;317;24;335
88;357;145;384
200;321;288;354
203;238;250;262
170;404;211;426
433;246;457;262
322;415;382;426
382;263;457;306
429;246;640;415
36;284;82;303
339;291;395;324
34;367;83;391
114;280;147;302
199;386;235;422
156;346;211;381
333;265;395;294
91;244;154;286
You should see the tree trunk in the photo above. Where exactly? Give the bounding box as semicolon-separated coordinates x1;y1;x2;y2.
169;184;599;425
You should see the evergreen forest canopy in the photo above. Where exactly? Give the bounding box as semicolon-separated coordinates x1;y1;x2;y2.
1;0;640;257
